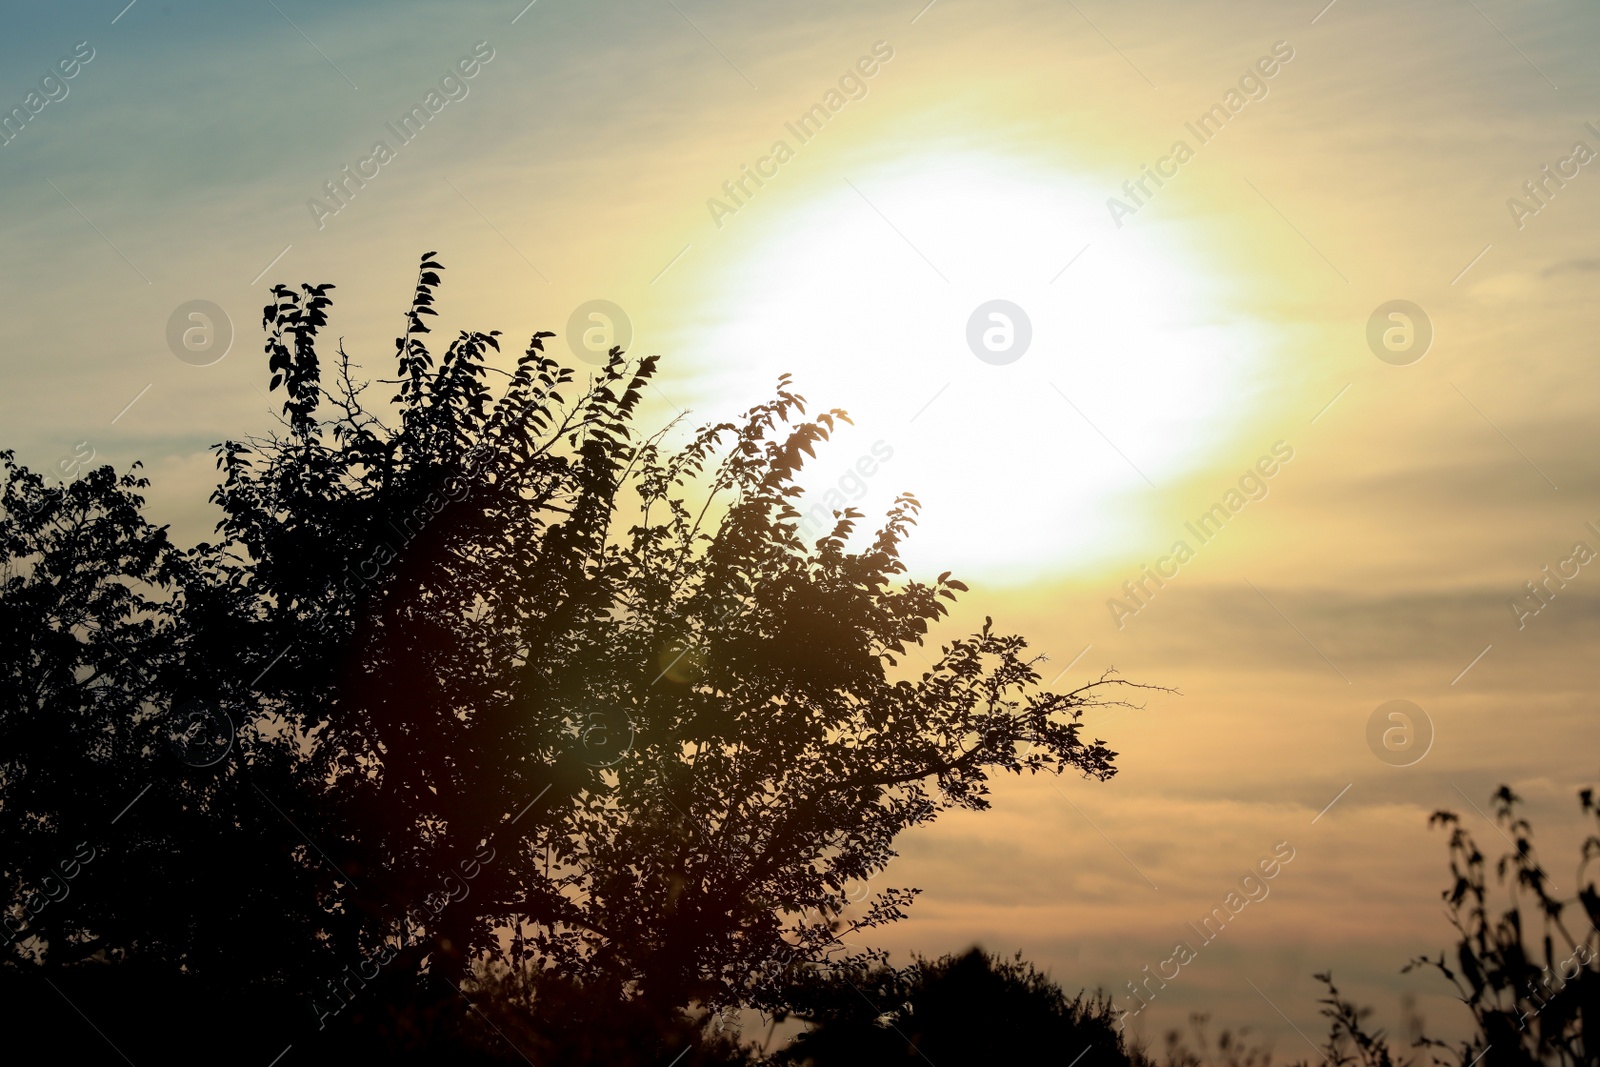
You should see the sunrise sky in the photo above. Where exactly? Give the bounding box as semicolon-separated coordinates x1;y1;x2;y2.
5;0;1600;1052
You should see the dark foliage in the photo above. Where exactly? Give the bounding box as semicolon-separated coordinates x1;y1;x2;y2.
772;947;1140;1066
1401;784;1600;1067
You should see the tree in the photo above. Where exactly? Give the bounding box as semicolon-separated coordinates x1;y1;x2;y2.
1;253;1142;1062
0;456;186;969
0;451;355;1060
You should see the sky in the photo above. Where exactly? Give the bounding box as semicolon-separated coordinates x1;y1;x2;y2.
4;0;1600;1054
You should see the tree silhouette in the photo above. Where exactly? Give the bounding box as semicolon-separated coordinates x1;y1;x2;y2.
1;254;1141;1063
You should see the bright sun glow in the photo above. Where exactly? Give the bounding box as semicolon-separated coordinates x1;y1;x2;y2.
676;151;1270;584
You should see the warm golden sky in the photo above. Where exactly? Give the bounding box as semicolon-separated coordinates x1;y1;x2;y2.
5;0;1599;1051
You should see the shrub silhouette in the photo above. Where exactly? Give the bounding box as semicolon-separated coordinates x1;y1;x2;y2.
772;947;1141;1066
1401;784;1600;1067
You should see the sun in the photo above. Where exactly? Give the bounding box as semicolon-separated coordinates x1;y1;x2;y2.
671;150;1270;585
